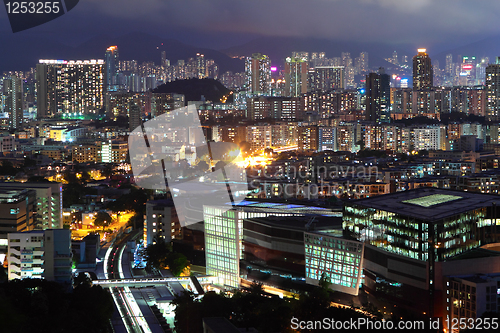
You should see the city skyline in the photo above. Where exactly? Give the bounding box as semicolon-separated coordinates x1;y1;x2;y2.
3;1;500;75
2;2;500;332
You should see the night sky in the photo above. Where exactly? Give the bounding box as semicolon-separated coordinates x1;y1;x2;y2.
1;0;499;51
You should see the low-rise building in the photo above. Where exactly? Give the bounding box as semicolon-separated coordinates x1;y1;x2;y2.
7;229;72;283
0;188;36;260
0;182;63;230
144;199;180;247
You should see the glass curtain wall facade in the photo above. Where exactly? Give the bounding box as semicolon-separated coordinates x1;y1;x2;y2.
304;231;364;295
204;202;337;288
343;204;486;262
205;207;240;288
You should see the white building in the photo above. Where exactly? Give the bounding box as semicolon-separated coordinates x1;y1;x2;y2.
7;229;72;283
446;273;500;324
412;126;446;151
144;200;179;247
460;123;484;140
246;125;272;151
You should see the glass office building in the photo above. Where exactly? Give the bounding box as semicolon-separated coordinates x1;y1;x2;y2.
204;201;341;288
343;188;500;263
342;187;500;316
304;231;364;295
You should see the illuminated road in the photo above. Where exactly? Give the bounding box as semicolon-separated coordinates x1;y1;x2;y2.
105;231;154;333
105;230;173;333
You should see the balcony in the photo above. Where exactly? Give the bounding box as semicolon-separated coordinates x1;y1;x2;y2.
21;249;33;254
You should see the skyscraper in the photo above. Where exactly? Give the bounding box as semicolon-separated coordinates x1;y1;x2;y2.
486;58;500;120
129;100;141;132
311;66;344;92
2;76;23;130
105;46;119;92
196;53;206;79
413;48;433;90
284;57;309;97
36;59;105;118
359;52;369;72
392;51;398;65
161;50;169;68
365;68;390;122
445;53;453;75
244;53;271;96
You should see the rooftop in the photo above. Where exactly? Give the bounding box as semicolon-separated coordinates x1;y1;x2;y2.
228;200;342;217
347;187;500;221
451;272;500;284
447;247;500;261
245;215;342;231
0;188;34;203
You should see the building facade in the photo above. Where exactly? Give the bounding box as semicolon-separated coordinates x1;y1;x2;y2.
413;49;433;90
144;200;180;247
245;53;271;96
36;59;105;118
7;229;72;283
0;188;36;260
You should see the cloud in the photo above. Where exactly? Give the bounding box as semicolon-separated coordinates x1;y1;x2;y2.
3;0;500;46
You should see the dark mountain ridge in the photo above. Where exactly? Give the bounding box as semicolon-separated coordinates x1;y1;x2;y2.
0;32;243;73
152;78;231;103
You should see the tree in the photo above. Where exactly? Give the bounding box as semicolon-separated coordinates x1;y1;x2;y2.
249;281;264;295
238;141;252;156
172;291;202;333
0;278;114;333
105;187;151;215
101;164;114;179
27;176;48;182
167;252;189;276
319;272;331;290
0;160;18;176
93;212;112;230
73;272;92;289
144;238;189;276
144;237;172;271
63;182;86;207
196;160;209;172
22;157;37;168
